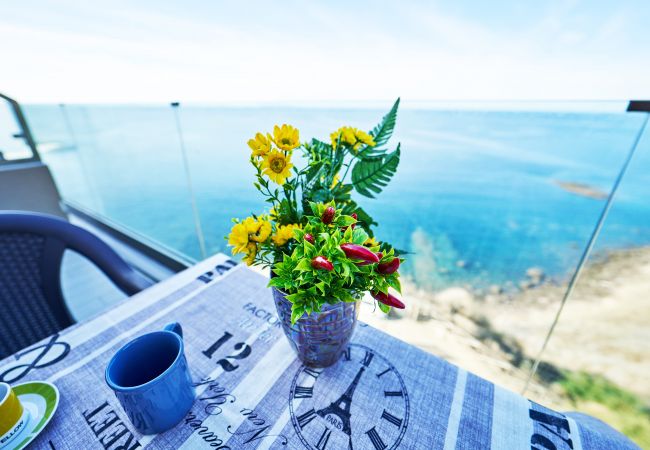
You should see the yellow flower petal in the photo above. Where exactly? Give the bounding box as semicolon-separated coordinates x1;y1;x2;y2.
272;124;300;151
247;132;272;157
272;223;301;246
261;150;293;185
330;126;376;152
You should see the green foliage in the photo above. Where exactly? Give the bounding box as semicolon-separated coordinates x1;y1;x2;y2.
297;99;402;229
370;98;400;149
557;371;650;448
269;202;403;324
351;146;401;198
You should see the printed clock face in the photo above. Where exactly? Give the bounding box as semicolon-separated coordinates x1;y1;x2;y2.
289;344;409;450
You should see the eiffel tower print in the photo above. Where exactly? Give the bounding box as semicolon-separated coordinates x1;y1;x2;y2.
317;367;365;435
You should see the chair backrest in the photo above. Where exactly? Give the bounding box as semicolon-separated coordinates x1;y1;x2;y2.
0;211;153;357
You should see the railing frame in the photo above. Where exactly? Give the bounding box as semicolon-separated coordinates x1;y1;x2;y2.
0;92;41;164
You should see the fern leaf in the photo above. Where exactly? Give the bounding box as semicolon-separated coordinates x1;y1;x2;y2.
351;145;401;198
370;98;400;148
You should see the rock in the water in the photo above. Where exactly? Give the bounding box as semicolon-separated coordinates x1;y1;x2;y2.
526;267;544;280
489;284;503;295
434;287;474;314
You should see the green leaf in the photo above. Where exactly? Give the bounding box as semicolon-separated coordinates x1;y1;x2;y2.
337;289;356;303
351;146;401;198
351;228;369;245
370;98;400;148
291;305;305;324
386;276;402;294
303;239;316;257
378;302;391;314
335;215;356;227
294;258;312;272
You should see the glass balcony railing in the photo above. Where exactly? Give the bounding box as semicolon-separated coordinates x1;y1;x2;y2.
20;100;650;446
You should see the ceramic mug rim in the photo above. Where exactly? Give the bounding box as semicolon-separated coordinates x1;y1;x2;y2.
0;382;27;445
105;330;184;393
0;382;11;406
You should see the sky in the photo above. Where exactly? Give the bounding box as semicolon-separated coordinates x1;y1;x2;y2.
1;0;649;104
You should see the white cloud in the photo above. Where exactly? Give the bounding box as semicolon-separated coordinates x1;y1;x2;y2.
0;0;648;103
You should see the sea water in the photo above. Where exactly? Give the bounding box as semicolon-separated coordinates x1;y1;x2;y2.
23;104;650;291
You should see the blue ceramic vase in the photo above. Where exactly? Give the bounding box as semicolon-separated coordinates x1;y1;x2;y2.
272;287;359;368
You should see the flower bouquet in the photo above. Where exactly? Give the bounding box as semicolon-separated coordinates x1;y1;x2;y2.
227;99;406;367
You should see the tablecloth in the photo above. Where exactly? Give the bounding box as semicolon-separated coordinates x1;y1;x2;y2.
0;254;639;449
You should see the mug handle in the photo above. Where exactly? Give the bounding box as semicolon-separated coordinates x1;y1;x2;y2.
164;322;183;339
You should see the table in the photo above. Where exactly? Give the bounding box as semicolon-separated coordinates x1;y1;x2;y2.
0;254;639;449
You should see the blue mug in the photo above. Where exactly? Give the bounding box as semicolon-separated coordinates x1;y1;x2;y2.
105;322;195;434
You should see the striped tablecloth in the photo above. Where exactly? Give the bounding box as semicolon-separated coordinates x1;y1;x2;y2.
0;254;639;449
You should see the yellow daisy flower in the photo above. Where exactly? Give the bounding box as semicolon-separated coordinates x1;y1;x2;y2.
272;124;300;151
352;129;376;150
330;126;356;150
227;215;271;261
243;216;272;243
247;132;272;157
331;126;376;151
261;150;294;185
364;236;380;248
227;222;249;255
242;242;258;265
272;223;301;246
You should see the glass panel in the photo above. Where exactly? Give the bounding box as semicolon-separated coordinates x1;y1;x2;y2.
0;98;34;161
25;104;204;260
24;104;97;208
528;118;649;448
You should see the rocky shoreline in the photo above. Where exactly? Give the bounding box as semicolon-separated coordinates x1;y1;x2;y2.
360;245;650;440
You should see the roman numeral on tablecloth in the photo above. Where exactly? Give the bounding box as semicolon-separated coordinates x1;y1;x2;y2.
384;390;403;397
376;367;391;378
362;350;374;367
294;386;313;399
365;426;387;450
381;409;403;427
297;408;317;429
304;367;322;379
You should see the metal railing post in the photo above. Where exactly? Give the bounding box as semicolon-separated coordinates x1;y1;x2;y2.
171;102;208;260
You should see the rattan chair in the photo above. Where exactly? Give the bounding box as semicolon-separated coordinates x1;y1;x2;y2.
0;211;153;358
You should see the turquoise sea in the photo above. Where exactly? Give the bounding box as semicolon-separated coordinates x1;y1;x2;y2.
23;104;650;291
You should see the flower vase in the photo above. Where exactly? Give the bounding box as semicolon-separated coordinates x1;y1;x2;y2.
272;287;359;368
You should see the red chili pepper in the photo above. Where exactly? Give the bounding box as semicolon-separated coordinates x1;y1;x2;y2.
321;206;335;224
311;256;333;271
356;252;382;266
304;233;315;244
377;257;400;274
372;291;405;309
340;243;379;264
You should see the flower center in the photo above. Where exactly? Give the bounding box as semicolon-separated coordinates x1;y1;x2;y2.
270;157;286;173
281;138;291;146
